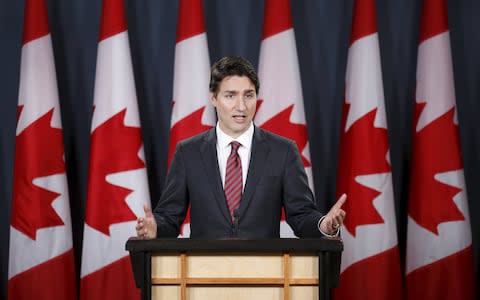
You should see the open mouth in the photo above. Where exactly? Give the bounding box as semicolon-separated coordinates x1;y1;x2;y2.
232;115;247;122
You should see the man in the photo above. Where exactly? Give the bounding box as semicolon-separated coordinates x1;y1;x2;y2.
137;56;346;238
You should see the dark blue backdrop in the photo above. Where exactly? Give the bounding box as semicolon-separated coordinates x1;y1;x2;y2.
1;1;479;299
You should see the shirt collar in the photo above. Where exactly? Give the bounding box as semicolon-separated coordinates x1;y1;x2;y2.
216;122;254;151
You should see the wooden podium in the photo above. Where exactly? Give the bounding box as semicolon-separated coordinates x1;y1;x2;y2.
126;238;342;300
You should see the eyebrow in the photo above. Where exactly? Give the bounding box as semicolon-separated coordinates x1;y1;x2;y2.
223;89;255;94
223;90;238;94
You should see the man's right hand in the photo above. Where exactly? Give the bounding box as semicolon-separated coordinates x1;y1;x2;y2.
136;204;157;239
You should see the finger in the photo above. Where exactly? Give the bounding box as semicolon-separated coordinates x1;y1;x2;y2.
333;209;345;220
333;194;347;210
143;204;153;217
331;218;339;230
333;215;343;226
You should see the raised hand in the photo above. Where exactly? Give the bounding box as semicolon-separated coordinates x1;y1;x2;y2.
320;193;347;235
135;204;157;239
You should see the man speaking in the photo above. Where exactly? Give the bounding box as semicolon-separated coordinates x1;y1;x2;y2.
136;56;346;239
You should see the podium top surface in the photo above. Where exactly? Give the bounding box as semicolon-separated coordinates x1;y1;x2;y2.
126;237;343;253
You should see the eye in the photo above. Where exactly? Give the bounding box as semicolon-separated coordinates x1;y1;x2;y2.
245;93;255;100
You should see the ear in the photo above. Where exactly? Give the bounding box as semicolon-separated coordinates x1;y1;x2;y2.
209;92;217;107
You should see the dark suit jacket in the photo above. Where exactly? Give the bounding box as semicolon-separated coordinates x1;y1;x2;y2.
153;126;324;238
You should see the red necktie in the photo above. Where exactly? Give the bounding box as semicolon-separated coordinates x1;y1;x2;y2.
224;141;242;221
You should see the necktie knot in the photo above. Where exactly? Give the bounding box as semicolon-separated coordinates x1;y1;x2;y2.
230;141;241;153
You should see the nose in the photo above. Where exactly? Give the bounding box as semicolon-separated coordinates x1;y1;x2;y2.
235;98;246;111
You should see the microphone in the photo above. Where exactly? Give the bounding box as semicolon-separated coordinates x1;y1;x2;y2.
233;209;240;237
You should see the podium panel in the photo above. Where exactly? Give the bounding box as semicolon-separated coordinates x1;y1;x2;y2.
126;238;342;300
186;254;284;278
152;286;318;300
152;286;179;299
150;253;318;300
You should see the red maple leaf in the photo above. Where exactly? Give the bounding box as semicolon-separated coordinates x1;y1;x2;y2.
11;108;65;240
336;104;390;236
257;100;311;167
408;103;464;234
168;105;213;167
85;109;145;235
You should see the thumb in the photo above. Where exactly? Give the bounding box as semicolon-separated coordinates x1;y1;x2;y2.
143;204;153;217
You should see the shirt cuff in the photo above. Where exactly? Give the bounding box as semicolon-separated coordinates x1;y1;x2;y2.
318;216;339;237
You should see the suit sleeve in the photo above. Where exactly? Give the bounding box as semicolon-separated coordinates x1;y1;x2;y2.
153;143;189;237
282;141;324;237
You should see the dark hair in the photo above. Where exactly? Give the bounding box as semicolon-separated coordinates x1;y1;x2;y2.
209;56;259;95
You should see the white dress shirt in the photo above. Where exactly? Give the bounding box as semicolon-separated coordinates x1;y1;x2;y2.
216;122;254;190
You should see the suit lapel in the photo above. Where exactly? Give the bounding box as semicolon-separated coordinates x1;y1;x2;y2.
200;128;232;223
240;127;269;215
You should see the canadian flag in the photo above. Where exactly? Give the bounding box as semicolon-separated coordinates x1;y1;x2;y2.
406;0;476;299
256;0;313;237
169;0;214;238
334;0;403;299
8;0;76;299
80;0;150;299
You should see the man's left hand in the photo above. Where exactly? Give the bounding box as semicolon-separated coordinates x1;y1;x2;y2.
320;193;347;235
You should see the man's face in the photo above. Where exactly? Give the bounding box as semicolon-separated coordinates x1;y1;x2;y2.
211;75;257;138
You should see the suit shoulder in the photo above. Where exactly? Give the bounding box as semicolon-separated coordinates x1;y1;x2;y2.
177;128;214;150
256;127;296;149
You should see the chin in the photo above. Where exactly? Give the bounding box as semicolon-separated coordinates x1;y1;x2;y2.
236;125;249;132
